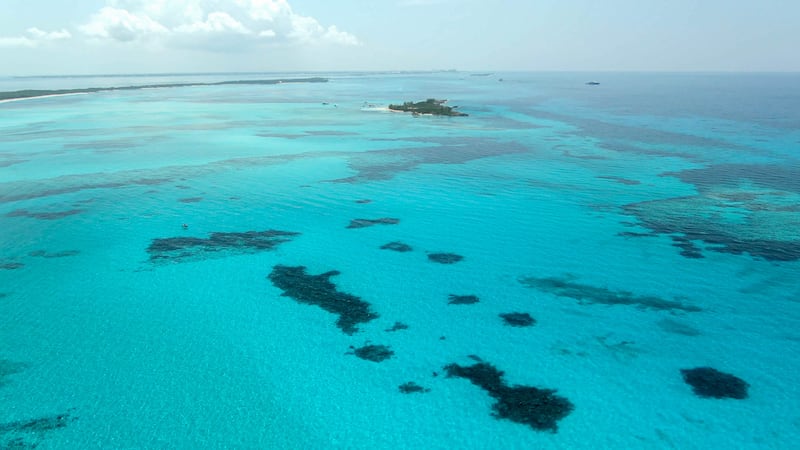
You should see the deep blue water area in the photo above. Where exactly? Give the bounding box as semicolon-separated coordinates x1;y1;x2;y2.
1;72;799;448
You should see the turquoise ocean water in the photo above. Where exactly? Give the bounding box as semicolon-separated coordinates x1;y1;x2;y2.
1;72;799;448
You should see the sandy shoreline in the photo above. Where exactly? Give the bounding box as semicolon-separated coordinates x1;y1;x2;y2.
0;92;89;104
360;106;392;112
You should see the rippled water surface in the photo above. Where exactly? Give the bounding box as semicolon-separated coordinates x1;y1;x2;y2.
1;72;799;449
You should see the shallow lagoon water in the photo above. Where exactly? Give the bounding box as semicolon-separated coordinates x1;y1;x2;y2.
1;72;799;448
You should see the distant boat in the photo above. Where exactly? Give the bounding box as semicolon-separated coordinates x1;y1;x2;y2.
470;73;493;77
586;81;600;86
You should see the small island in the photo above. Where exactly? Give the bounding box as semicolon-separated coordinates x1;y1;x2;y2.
388;98;467;117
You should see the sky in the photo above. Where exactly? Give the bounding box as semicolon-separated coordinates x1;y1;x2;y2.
0;0;798;75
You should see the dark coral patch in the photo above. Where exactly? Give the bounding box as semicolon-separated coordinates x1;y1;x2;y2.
178;197;203;203
0;177;171;204
448;294;479;305
657;318;701;337
399;382;430;394
445;362;505;392
671;236;705;259
428;253;464;264
331;138;530;184
617;231;657;238
28;250;80;259
380;242;413;252
500;312;536;327
268;265;378;335
665;164;800;194
681;367;749;399
598;176;641;186
385;322;409;332
623;196;800;262
444;361;573;432
351;344;394;362
0;410;75;449
520;276;701;312
148;229;299;263
0;262;24;270
346;218;400;229
50;250;80;258
0;159;28;168
5;209;84;220
0;412;75;434
491;385;574;431
0;359;28;387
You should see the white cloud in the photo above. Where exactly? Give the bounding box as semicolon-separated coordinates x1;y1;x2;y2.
0;36;35;48
79;0;359;50
27;28;73;41
398;0;448;6
0;27;71;48
238;0;292;21
174;12;251;35
80;7;169;42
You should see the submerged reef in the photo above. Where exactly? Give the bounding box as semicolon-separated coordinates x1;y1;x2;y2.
0;412;74;434
385;322;409;332
388;98;468;116
346;218;400;229
5;209;84;220
148;229;299;263
350;344;394;362
657;318;701;337
0;363;74;448
0;359;28;387
0;411;75;449
665;163;800;194
622;179;800;261
670;236;705;259
28;250;80;258
0;159;28;168
178;197;203;203
0;262;24;270
380;241;413;252
268;265;378;334
448;294;479;305
444;360;574;432
500;312;536;327
399;382;431;394
428;253;464;264
520;275;701;312
0;176;172;204
598;175;641;186
331;137;530;184
681;367;749;399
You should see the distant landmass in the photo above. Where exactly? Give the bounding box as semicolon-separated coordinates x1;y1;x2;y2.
388;98;467;117
0;77;328;102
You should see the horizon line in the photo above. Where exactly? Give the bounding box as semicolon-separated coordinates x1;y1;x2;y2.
3;69;800;79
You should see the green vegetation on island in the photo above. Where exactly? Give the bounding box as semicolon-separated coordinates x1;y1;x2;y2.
0;77;328;102
388;98;467;116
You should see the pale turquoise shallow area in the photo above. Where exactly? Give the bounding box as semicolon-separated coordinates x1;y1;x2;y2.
1;72;799;449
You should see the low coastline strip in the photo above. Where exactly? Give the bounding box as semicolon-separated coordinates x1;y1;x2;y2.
0;77;328;102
